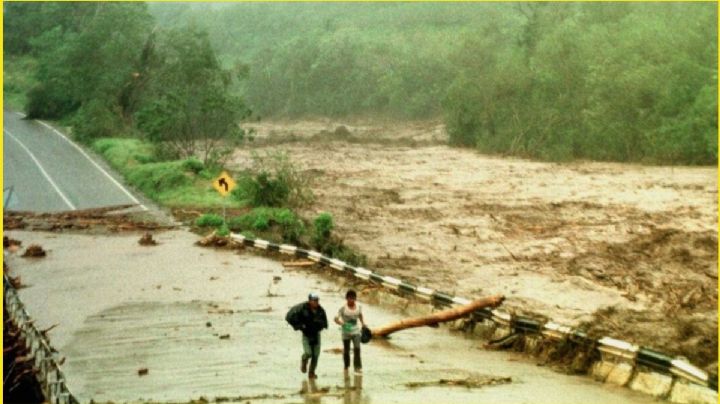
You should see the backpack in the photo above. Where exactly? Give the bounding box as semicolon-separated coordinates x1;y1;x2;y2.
361;325;372;343
285;302;306;330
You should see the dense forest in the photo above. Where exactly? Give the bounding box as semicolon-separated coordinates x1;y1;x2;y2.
4;2;717;164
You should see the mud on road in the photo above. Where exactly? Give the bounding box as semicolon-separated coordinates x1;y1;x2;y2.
236;121;718;371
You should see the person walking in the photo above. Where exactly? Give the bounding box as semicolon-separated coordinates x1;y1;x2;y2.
286;292;328;379
334;289;365;376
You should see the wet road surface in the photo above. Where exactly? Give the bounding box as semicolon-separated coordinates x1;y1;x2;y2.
3;108;145;212
5;229;657;404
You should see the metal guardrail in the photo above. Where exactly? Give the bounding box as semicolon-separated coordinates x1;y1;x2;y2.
4;274;78;404
230;232;718;392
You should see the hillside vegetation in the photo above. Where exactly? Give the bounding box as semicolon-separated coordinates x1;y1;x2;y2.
4;3;717;164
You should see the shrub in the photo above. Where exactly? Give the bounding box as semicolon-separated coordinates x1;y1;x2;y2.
25;82;78;120
275;208;305;243
216;223;230;237
227;214;254;232
251;209;271;231
231;151;313;208
226;207;306;243
70;100;124;143
312;212;334;249
196;213;224;227
198;167;222;180
182;158;205;174
233;172;290;207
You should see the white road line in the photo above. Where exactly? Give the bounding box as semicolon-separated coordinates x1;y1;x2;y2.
15;112;26;118
37;121;148;211
4;129;77;210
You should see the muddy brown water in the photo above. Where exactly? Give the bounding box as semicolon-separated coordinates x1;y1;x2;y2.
232;123;717;368
5;230;657;403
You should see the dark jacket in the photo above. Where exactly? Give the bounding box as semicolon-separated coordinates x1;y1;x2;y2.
286;302;328;343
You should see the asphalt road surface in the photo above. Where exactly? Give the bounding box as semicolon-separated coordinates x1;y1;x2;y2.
3;108;145;212
5;230;658;404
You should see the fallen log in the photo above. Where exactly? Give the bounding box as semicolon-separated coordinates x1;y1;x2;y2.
282;260;315;267
371;295;504;338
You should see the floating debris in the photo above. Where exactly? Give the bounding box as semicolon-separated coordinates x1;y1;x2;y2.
22;244;46;258
404;376;512;389
4;205;170;233
8;275;23;289
138;233;158;246
196;233;232;248
3;236;22;249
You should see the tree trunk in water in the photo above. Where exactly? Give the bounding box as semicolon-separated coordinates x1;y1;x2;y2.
371;295;505;338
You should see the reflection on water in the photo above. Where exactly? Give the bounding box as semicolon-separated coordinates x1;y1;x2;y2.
301;379;321;404
343;374;364;404
301;374;369;404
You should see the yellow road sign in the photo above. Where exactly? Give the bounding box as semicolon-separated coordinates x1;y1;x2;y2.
213;171;237;197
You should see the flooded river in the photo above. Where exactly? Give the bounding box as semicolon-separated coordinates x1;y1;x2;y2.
5;229;657;403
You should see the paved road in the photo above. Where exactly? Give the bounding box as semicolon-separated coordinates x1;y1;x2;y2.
6;230;656;404
3;108;145;212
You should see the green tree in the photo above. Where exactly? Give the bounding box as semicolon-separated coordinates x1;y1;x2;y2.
25;2;152;130
444;2;717;165
134;25;250;165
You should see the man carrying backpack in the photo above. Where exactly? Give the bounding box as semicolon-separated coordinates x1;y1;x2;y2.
286;292;328;379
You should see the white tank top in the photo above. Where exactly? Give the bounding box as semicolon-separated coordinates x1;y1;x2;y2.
338;304;362;336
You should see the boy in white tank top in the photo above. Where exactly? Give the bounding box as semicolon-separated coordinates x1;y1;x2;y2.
334;289;365;375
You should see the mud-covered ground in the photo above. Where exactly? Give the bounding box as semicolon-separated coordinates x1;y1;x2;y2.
4;229;657;404
236;121;718;371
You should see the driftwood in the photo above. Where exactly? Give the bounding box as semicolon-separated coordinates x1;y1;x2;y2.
371;295;504;338
138;233;158;246
282;260;315;267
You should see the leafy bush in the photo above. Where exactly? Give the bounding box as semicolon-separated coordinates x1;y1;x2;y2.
198;167;222;180
275;208;305;243
227;207;306;243
26;82;79;119
251;209;271;230
234;172;290;207
196;213;225;227
231;151;313;208
182;158;205;174
312;212;334;249
216;223;230;237
71;100;124;143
